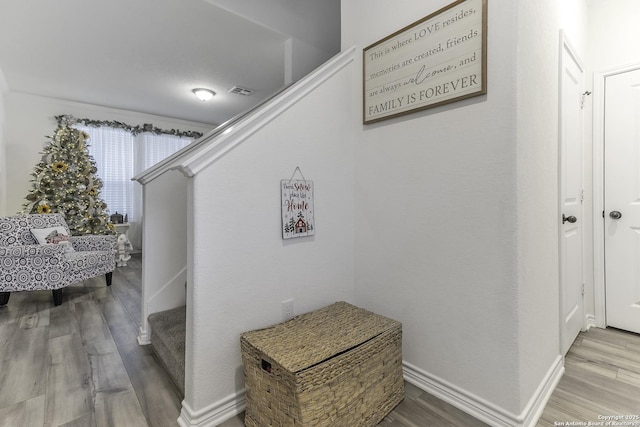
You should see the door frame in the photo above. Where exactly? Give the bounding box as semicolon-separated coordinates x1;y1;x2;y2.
592;62;640;328
558;31;586;354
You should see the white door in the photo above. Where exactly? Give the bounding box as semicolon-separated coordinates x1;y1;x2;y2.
604;68;640;334
559;38;585;355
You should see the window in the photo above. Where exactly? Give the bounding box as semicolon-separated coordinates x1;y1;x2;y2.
77;126;136;220
75;124;194;249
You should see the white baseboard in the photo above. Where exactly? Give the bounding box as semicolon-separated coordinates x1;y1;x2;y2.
177;391;246;427
137;326;151;345
403;356;563;427
175;357;563;427
585;314;597;331
518;356;564;427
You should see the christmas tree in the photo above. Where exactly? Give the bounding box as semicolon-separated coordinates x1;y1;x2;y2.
22;121;115;235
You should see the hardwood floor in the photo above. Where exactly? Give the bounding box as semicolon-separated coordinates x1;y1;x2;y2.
537;327;640;426
0;255;182;427
0;256;638;426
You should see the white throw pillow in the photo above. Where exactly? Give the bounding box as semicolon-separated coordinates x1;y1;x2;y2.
30;227;75;253
30;226;69;244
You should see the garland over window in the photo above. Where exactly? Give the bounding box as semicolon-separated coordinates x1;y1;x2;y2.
55;114;203;139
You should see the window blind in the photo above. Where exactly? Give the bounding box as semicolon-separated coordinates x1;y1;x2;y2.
75;124;194;250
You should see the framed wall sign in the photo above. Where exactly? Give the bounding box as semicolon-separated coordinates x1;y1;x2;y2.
363;0;487;124
281;178;315;240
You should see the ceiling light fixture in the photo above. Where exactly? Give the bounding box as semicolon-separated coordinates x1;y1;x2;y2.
192;88;216;102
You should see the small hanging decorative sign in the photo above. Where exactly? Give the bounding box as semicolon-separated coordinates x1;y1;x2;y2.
281;167;314;239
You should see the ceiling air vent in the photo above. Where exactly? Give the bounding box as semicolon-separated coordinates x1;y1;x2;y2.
228;86;254;96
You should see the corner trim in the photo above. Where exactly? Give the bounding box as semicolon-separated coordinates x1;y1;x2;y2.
137;326;151;345
585;314;597;331
518;356;564;427
403;356;563;427
177;392;246;427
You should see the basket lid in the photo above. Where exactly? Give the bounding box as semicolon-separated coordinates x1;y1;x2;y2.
241;301;401;373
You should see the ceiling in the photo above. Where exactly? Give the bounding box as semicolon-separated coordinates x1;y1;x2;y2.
0;0;340;126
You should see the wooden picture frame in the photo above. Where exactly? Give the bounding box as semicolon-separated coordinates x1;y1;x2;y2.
363;0;487;124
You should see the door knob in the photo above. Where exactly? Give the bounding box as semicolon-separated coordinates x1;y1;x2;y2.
609;210;622;220
562;214;577;224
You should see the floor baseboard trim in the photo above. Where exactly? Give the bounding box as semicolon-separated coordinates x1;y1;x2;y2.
137;326;151;345
177;391;246;427
518;355;564;427
174;357;563;427
403;362;518;427
585;314;597;331
403;356;563;427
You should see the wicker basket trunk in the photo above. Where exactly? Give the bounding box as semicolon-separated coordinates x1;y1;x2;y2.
240;301;404;427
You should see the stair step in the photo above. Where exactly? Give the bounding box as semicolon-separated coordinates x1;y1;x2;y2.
148;305;186;396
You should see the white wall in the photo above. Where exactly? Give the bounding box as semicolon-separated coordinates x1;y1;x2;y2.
345;0;521;415
2;92;213;216
515;0;563;410
0;69;6;215
344;0;563;421
290;37;338;83
559;0;589;59
208;0;340;60
184;58;356;414
589;0;640;73
139;170;188;343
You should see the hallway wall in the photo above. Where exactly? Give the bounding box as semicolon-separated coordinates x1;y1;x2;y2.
515;0;564;406
588;0;640;73
344;0;568;421
345;0;521;415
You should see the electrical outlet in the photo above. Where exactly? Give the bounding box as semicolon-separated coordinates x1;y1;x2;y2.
282;299;294;321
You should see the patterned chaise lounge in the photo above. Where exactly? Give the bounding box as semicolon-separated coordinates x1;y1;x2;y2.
0;214;116;306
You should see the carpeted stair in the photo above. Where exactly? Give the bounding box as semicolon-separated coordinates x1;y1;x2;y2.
148;305;186;396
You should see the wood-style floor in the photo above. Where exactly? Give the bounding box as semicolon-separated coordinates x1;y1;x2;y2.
0;255;181;427
537;327;640;426
0;255;638;426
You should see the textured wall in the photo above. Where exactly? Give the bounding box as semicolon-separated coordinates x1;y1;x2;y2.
515;0;564;410
344;0;522;414
344;0;565;419
185;59;357;412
